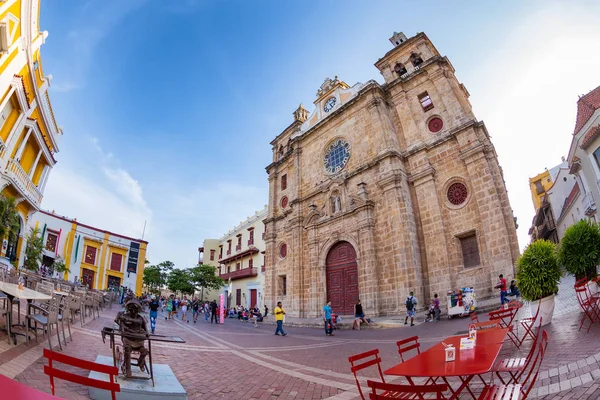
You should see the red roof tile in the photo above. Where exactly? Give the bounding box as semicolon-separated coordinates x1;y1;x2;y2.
559;182;580;220
574;85;600;134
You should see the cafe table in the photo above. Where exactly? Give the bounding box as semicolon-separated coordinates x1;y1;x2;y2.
385;328;509;400
0;281;53;345
0;373;64;399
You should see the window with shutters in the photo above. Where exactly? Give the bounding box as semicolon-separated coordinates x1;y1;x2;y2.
281;174;287;190
219;245;223;259
460;233;480;268
110;253;123;272
84;246;97;265
248;229;254;246
227;240;232;255
236;234;242;251
236;262;241;271
46;232;58;252
0;96;14;132
248;258;253;269
210;249;215;261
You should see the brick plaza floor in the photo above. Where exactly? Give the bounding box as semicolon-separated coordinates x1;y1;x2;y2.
0;292;599;399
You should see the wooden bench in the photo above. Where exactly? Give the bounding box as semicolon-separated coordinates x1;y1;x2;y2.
43;348;120;400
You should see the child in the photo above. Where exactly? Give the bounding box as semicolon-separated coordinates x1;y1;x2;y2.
425;300;436;322
509;280;520;297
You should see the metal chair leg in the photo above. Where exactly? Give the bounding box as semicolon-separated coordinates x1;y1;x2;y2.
55;323;62;351
47;324;52;350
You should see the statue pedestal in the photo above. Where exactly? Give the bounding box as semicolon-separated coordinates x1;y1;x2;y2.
88;356;187;400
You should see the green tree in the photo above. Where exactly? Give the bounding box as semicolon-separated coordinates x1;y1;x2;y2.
516;240;562;301
558;219;600;281
189;264;225;299
52;255;70;275
0;195;21;248
166;268;195;295
143;264;162;292
23;227;44;272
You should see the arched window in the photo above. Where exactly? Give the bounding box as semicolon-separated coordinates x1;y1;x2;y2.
410;53;423;68
394;62;407;75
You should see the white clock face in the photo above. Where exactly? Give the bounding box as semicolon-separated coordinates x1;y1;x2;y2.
323;139;350;174
324;97;337;113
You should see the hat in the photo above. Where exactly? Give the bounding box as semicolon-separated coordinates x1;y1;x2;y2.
125;299;143;311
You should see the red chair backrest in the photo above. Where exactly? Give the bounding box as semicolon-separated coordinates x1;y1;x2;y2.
396;336;421;362
575;285;592;308
367;380;448;400
520;317;543;374
521;330;548;398
489;308;513;321
470;313;479;323
348;349;385;400
43;348;120;400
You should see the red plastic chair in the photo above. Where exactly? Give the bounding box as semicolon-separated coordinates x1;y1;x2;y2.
489;309;520;348
516;299;541;347
494;317;543;385
470;313;480;324
348;349;387;400
43;348;120;400
480;330;548;400
574;285;600;332
396;336;422;362
367;380;448;400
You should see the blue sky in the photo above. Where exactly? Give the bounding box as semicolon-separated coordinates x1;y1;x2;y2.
39;0;600;269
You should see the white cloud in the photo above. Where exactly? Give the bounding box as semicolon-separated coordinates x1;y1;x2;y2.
466;2;600;249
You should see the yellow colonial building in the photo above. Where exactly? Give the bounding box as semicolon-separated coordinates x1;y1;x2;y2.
0;0;62;264
528;170;554;211
28;210;148;295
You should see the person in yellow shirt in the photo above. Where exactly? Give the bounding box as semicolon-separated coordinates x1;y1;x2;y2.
274;301;287;336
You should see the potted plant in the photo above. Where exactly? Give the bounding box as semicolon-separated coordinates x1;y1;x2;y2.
558;219;600;294
516;239;562;326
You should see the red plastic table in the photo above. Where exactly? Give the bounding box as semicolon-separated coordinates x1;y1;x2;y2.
0;374;64;399
385;328;508;399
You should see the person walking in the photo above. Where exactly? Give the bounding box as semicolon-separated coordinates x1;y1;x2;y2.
352;299;370;330
210;299;218;324
148;295;160;334
165;295;174;320
181;296;189;322
274;301;287;336
323;300;334;336
404;291;417;326
495;274;508;305
204;301;210;322
191;298;200;323
433;293;441;321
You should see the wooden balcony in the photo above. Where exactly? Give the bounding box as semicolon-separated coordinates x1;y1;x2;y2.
220;267;257;281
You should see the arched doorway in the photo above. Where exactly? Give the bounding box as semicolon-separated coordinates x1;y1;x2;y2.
325;241;359;315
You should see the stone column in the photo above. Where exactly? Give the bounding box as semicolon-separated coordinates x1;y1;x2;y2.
409;165;451;302
460;144;515;289
355;183;379;315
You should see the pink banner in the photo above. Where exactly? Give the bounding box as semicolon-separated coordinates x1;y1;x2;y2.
219;294;225;324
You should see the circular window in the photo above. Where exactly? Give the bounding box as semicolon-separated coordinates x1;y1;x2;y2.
323;139;351;175
281;196;288;208
428;117;444;133
279;243;287;259
447;182;468;206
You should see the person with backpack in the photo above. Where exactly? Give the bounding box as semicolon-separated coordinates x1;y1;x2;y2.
404;291;418;326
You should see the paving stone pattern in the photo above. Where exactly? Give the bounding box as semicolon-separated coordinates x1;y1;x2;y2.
0;284;598;399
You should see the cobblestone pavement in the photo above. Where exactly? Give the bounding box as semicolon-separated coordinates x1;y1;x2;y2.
0;285;599;399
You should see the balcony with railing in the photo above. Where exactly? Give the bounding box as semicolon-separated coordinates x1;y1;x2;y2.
583;191;597;216
220;267;257;281
5;159;42;208
235;244;241;251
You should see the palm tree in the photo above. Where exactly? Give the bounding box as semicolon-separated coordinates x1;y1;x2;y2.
0;195;21;248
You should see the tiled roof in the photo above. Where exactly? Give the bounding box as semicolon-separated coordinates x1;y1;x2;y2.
580;124;600;149
559;182;580;221
574;85;600;134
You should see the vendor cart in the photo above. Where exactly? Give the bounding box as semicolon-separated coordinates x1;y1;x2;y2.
446;287;476;318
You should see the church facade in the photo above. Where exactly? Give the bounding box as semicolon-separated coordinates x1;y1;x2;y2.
264;32;520;317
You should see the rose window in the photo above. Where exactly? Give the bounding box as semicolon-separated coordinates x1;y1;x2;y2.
447;182;468;206
281;196;288;209
428;117;444;133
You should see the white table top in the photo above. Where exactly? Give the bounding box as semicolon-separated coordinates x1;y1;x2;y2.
53;290;70;296
0;281;53;300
